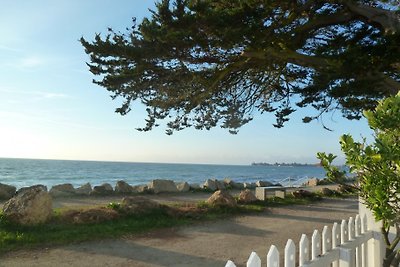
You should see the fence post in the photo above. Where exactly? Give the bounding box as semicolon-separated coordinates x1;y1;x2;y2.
358;198;384;267
339;246;356;267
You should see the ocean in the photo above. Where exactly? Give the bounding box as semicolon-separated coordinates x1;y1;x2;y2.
0;158;327;189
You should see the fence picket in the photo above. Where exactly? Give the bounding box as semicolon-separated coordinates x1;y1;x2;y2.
361;214;368;267
322;225;331;254
225;260;237;267
332;222;340;267
341;219;348;243
224;214;375;267
284;239;295;267
355;215;361;267
267;245;279;267
311;229;321;260
299;234;309;265
247;252;261;267
349;217;355;240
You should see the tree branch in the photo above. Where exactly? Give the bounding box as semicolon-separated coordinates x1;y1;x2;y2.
380;74;400;95
343;2;400;35
241;48;339;70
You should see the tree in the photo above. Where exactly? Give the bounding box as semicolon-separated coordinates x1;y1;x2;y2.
81;0;400;134
319;93;400;266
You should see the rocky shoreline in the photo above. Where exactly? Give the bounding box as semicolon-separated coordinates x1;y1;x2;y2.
0;178;290;200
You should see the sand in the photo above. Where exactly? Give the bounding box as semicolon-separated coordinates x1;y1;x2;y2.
0;191;358;267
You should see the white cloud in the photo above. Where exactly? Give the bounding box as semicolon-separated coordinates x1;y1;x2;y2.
19;56;46;68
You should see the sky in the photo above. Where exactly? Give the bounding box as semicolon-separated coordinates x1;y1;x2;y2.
0;0;374;165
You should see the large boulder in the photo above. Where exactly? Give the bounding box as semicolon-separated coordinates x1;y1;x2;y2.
49;183;75;197
91;183;114;196
176;182;190;192
17;184;47;195
203;179;218;191
2;187;52;225
338;184;356;194
206;190;237;207
115;180;133;194
121;196;161;214
75;183;92;195
62;208;119;224
189;183;201;190
0;183;16;200
321;187;334;196
304;178;320;187
148;179;178;194
238;189;258;203
132;184;149;193
215;180;226;190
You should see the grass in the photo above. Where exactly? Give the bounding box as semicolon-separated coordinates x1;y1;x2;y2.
0;194;323;254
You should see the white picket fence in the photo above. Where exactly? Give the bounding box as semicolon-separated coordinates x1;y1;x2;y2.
225;214;375;267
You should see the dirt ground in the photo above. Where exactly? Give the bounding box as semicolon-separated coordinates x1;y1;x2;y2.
0;192;358;267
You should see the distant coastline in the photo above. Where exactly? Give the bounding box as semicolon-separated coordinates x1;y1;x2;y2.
251;162;321;167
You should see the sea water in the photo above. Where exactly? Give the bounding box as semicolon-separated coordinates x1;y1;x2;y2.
0;158;327;189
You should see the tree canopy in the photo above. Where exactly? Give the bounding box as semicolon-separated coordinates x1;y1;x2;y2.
81;0;400;134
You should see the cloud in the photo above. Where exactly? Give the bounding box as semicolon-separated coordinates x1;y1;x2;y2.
0;88;70;102
19;56;46;68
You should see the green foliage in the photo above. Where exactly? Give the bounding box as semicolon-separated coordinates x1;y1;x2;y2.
106;202;121;211
320;93;400;266
317;152;347;184
340;93;400;227
81;1;400;134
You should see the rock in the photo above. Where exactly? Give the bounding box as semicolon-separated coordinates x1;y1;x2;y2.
49;183;75;197
223;178;234;187
2;187;52;225
215;180;226;190
203;179;218;191
62;208;119;224
91;183;114;196
132;184;149;193
75;183;92;195
231;182;245;190
121;196;161;214
292;189;314;198
0;183;16;200
255;180;273;187
243;182;256;189
238;189;258;203
115;180;133;194
321;187;334;196
305;178;320;187
338;184;356;193
176;182;190;192
189;183;201;190
17;184;47;195
206;190;237;207
148;179;178;194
